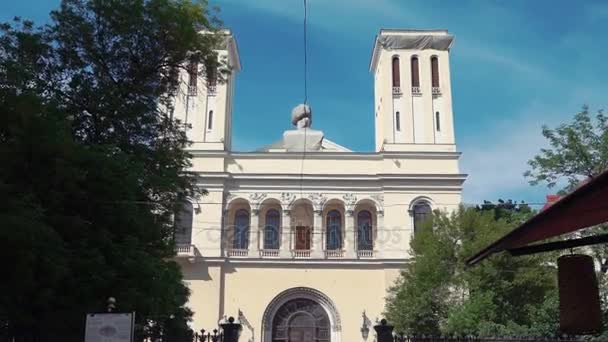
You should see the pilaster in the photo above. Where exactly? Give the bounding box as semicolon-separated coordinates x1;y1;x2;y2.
280;210;292;258
312;210;324;258
344;210;356;258
248;210;260;256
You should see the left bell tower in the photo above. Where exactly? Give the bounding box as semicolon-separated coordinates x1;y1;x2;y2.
172;29;241;151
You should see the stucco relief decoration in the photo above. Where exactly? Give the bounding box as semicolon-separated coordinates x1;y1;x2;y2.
249;192;267;212
249;192;267;202
308;193;327;212
342;193;357;213
238;309;255;342
280;192;296;208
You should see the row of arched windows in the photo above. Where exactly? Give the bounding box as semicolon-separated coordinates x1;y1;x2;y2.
231;209;377;251
228;205;432;251
186;61;218;96
173;200;434;249
392;56;440;89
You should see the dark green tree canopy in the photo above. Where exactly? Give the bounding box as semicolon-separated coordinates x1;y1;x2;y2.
0;1;222;340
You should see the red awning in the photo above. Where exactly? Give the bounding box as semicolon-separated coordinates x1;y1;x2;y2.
466;169;608;266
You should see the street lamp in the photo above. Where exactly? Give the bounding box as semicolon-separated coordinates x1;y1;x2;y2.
360;311;370;341
107;297;116;313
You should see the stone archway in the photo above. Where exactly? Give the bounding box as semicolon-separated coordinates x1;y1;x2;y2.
262;287;341;342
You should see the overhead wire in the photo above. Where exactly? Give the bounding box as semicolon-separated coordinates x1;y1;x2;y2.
298;0;309;200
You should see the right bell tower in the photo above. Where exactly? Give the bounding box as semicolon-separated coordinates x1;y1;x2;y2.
370;29;456;152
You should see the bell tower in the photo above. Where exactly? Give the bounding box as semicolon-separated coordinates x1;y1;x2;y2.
370;29;456;152
172;29;241;151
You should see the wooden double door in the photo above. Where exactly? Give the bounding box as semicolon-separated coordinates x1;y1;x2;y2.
294;226;311;250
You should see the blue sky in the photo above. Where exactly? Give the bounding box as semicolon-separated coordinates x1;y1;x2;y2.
2;0;607;206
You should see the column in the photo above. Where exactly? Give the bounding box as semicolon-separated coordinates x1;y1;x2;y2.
280;209;291;258
376;211;384;258
248;210;259;257
344;210;356;258
312;210;324;258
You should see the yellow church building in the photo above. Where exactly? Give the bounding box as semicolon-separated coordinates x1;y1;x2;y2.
172;28;465;342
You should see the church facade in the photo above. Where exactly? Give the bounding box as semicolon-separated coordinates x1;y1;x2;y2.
172;29;466;342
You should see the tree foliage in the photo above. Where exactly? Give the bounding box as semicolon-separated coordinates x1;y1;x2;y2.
525;105;608;334
524;105;608;191
0;0;222;339
385;204;558;336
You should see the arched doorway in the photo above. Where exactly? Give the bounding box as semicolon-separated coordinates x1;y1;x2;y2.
262;287;341;342
271;298;330;342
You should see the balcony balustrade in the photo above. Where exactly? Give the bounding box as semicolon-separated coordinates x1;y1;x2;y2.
260;249;280;258
324;250;344;258
357;250;374;258
227;248;249;257
292;250;311;258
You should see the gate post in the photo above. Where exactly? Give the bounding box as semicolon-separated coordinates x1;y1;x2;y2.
221;317;242;342
374;319;394;342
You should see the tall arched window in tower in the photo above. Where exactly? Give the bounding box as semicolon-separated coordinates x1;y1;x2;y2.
357;210;373;251
207;64;217;94
187;61;197;96
392;56;401;88
411;56;420;88
431;56;440;88
326;210;342;250
395;111;401;131
264;209;280;250
413;202;432;233
207;110;213;130
435;111;441;132
234;209;249;249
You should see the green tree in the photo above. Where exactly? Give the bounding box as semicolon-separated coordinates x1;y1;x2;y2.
524;105;608;192
524;105;608;336
0;0;223;339
385;205;558;336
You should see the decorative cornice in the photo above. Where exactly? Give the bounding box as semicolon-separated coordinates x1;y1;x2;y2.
188;150;462;160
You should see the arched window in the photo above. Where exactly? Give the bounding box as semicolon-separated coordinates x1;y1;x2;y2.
187;61;197;96
431;56;439;88
410;56;420;88
392;56;400;87
264;209;280;250
326;210;342;250
234;209;249;249
413;202;432;233
395;112;401;131
357;210;373;251
174;201;193;244
207;110;213;130
207;63;218;94
435;111;441;131
207;65;217;87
